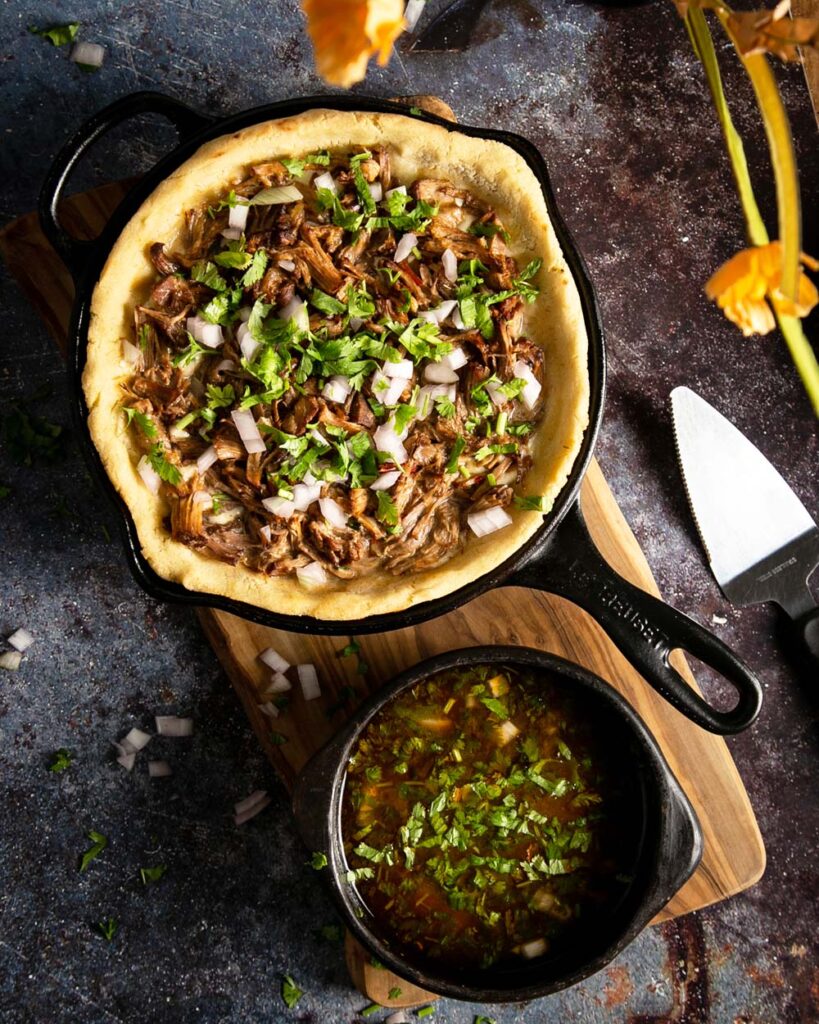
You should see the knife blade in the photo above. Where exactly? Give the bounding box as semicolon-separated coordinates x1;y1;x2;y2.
671;386;819;669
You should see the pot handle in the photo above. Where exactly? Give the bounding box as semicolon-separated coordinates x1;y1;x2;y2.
510;503;763;734
38;90;213;281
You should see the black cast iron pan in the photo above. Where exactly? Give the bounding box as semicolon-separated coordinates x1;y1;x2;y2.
293;645;703;1001
39;90;763;735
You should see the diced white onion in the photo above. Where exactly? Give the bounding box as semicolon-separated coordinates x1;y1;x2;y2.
259;647;290;673
148;760;173;778
419;299;457;326
373;423;408;464
371;369;406;407
155;715;194;737
394;232;417;263
513;360;542;410
296;561;328;587
495;720;520;746
383;358;413;379
228;204;249;230
452;305;466;330
415;383;455;420
278;296;310;332
116;752;136;772
404;0;425;29
7;628;33;653
303;471;318;486
320;497;349;529
442;248;458;282
486;379;506;407
192;490;211;505
455;197;464;208
424;362;459;384
519;938;548;959
120;727;152;754
235;789;268;816
313;171;338;194
251;184;303;205
385;185;407;199
231;409;266;455
322;375;351;403
259;524;272;543
70;41;105;68
259;701;279;718
368;181;383;203
370;470;401;491
298;664;321;701
186;316;206;344
278;258;296;272
234;794;271;826
122;339;141;365
441;346;467;371
467;506;514;538
216;359;236;374
197;446;218;474
199;323;224;349
262;495;296;518
349;316;365;331
137;456;161;494
238;306;253;322
238;323;260;363
0;651;22;672
292;482;321;511
269;672;292;694
221;227;243;241
459;212;476;231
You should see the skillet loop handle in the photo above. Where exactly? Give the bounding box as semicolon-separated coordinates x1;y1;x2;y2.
515;504;763;735
38;91;212;281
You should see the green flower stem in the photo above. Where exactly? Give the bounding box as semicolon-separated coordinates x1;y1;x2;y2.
685;8;768;247
717;11;802;301
776;314;819;416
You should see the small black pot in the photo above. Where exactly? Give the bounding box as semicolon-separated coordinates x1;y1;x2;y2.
292;646;702;1003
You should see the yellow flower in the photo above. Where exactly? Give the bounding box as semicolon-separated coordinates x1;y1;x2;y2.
705;241;819;336
302;0;405;88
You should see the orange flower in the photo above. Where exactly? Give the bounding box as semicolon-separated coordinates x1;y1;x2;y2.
705;241;819;336
302;0;405;88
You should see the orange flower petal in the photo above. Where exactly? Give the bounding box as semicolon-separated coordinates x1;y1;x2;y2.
302;0;404;88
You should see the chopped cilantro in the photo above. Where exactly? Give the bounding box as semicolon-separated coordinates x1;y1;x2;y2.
172;332;215;368
147;445;182;487
388;986;403;1000
435;396;456;418
310;288;346;315
191;260;228;291
95;917;117;941
213;248;251;271
341;640;360;658
270;731;288;746
479;696;508;718
48;748;73;773
242;249;268;286
122;406;157;438
281;975;303;1009
392;403;416;434
29;22;79;45
417;1008;435;1019
376;490;399;527
514;495;544;511
138;323;152;349
445;436;466;474
310;851;328;870
361;1003;382;1017
353;162;377;216
140;864;167;885
79;830;107;873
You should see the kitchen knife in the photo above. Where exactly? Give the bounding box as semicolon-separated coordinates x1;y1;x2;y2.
671;386;819;671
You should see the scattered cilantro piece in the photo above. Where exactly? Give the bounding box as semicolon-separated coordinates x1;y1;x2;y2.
445;436;466;474
147;445;182;487
138;323;152;349
1;405;64;466
341;640;360;658
281;975;303;1009
352;162;377;216
48;749;73;773
310;851;328;870
392;403;416;434
29;22;79;45
316;923;343;944
356;661;369;676
213;248;251;271
417;1008;435;1019
514;495;544;511
191;260;227;291
409;106;423;116
242;249;268;286
79;830;108;872
140;864;167;885
95;917;117;942
172;332;215;368
434;396;456;418
270;731;288;745
479;696;508;718
122;406;157;438
388;987;403;1000
361;1004;381;1017
376;490;399;527
475;1017;497;1024
310;288;346;315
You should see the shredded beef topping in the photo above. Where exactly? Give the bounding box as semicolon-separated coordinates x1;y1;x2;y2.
121;147;548;581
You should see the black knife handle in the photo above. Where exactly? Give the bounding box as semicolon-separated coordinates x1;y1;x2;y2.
792;605;819;673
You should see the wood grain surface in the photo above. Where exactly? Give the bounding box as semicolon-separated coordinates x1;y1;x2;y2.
0;95;764;1005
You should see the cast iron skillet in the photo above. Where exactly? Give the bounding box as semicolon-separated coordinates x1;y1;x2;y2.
39;90;763;734
292;645;703;1002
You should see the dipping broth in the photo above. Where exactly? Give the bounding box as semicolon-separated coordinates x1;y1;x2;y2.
341;664;635;970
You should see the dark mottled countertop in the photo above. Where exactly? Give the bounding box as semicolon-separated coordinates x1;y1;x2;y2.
1;1;817;1021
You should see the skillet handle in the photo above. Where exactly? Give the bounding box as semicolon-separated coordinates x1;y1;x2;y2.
510;503;763;735
38;90;213;281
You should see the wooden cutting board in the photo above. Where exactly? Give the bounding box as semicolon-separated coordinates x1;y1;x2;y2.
0;98;764;1007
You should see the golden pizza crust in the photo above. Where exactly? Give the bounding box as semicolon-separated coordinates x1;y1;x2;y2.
84;109;590;620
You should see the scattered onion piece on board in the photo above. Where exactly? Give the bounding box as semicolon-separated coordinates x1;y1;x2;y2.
234;789;268;815
0;651;22;672
155;715;194;737
269;672;292;694
148;760;172;778
259;701;280;718
258;647;290;673
298;664;321;701
234;789;271;825
116;751;136;772
7;628;34;653
70;40;105;69
119;727;151;754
